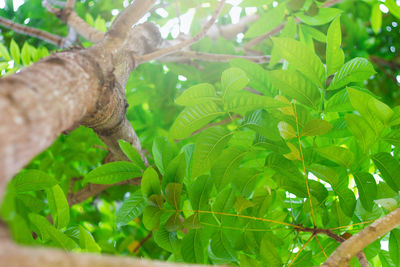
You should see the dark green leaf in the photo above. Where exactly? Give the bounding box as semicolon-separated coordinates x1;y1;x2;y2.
83;161;141;184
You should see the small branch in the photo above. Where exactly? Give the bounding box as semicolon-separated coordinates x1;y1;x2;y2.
137;0;227;63
322;208;400;267
133;231;153;253
162;51;270;64
67;177;141;206
0;17;65;47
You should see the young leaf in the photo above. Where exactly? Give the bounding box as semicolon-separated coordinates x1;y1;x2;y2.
10;39;20;65
272;37;325;87
83;161;141;184
328;58;376;90
278;121;297;140
12;170;58;193
301;119;333;136
154;224;179;253
175;83;219;106
165;183;182;209
326;16;345;76
46;185;70;229
269;69;321;109
116;190;147;227
141;167;161;199
169;102;225;140
192;127;232;178
221;67;249;97
118;139;145;170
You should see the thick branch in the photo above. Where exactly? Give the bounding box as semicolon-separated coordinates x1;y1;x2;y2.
137;0;227;63
0;17;65;47
162;51;270;64
322;208;400;267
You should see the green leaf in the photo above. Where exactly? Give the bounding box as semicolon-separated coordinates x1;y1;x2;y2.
8;214;35;245
316;146;354;168
234;196;254;213
154;224;179;253
213;187;235;222
83;161;141;184
325;89;353;112
11;170;58;193
181;229;206;263
152;136;175;175
230;59;270;95
390;229;400;266
221;67;249;97
21;42;32;66
385;0;400;19
118;139;145;170
345;114;376;152
260;234;282;266
210;230;236;262
245;3;286;38
141;167;161;199
272;37;325;87
165;212;182;232
169;102;224;140
175;83;219;106
165;183;182;209
46;185;70;229
163;153;186;187
116;190;147;227
278;121;297;140
371;4;382;34
300;24;327;43
224;93;286;115
28;213;78;250
241;110;281;141
192;127;232;178
143;206;162;230
0;42;11;61
10;39;20;65
211;146;248;190
328;58;376;90
326;16;344;76
353;172;377;212
189;175;213;210
295;8;342;26
301;119;333;136
269;69;321;109
372;153;400;192
78;225;101;253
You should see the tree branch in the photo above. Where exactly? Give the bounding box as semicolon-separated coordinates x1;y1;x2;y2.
0;17;65;47
322;208;400;267
162;51;270;64
137;0;227;63
133;231;153;254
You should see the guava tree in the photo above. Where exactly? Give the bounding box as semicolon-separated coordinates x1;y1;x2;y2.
0;0;400;266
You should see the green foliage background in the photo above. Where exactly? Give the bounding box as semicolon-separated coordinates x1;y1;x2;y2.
1;0;400;266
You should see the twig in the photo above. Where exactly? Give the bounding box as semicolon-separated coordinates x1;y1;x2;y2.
314;235;328;259
0;17;65;47
137;0;227;63
322;208;400;266
133;232;153;253
163;51;270;64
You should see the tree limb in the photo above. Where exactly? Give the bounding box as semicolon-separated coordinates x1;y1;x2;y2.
322;208;400;267
162;51;270;64
0;17;65;47
137;0;227;63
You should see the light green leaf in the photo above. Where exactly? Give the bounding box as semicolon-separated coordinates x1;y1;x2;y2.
12;170;58;193
278;121;297;140
325;89;353;112
10;39;20;65
192;127;232;178
385;0;400;19
272;37;325;87
295;8;343;26
390;229;400;266
116;190;147;227
269;69;321;109
316;146;354;168
328;58;376;90
118;139;145;170
152;136;175;175
241;109;281;141
345;114;376;152
224;93;286;115
260;234;282;266
326;16;344;76
245;3;286;38
169;102;224;140
181;229;206;263
230;59;270;95
21;42;32;66
234;196;254;213
175;83;219;106
0;42;11;61
301;119;333;136
210;230;236;262
143;206;162;230
46;185;70;229
371;4;382;34
83;161;141;184
189;175;213;210
141;167;161;199
372;153;400;192
78;226;101;253
221;67;249;97
353;172;377;212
